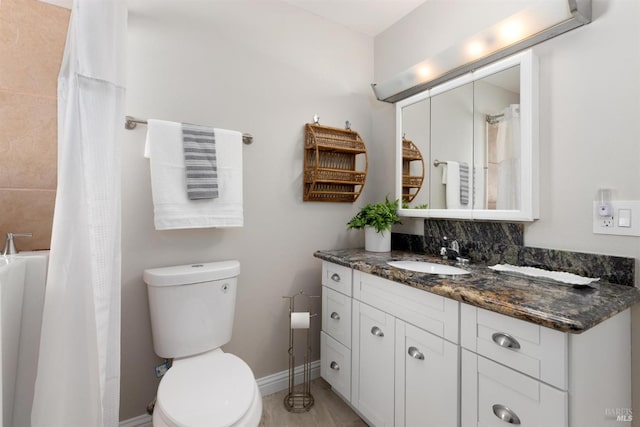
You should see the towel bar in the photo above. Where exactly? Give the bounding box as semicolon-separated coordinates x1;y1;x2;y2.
125;116;253;145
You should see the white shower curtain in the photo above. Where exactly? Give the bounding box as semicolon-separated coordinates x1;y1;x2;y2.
496;104;521;210
31;1;126;426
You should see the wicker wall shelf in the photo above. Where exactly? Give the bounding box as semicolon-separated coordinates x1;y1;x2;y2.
402;138;425;203
304;123;367;202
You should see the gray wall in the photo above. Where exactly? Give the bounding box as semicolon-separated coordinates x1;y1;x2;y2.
121;1;377;420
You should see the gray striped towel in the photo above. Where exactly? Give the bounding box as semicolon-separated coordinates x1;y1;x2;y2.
459;162;469;205
182;123;218;200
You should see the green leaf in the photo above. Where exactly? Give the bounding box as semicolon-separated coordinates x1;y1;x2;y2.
347;196;401;233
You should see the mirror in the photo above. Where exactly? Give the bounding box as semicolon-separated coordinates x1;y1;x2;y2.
396;50;538;221
430;81;473;211
474;66;521;211
400;99;429;209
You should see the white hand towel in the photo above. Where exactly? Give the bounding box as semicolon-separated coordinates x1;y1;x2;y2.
145;119;243;229
445;161;462;209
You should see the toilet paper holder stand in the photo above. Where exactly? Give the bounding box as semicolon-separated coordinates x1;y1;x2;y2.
282;290;319;412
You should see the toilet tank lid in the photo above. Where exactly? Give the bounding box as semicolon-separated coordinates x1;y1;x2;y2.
144;260;240;287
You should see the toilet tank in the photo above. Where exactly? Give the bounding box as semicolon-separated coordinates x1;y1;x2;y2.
144;260;240;359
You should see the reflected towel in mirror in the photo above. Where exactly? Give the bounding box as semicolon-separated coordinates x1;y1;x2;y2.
443;161;470;209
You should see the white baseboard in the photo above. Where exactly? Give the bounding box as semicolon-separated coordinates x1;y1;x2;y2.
119;413;152;427
119;360;321;427
256;360;321;397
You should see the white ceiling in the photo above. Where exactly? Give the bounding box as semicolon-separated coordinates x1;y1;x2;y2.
39;0;428;36
282;0;428;36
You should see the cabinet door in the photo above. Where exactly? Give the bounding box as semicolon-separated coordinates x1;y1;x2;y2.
352;301;395;427
461;349;567;427
395;320;459;427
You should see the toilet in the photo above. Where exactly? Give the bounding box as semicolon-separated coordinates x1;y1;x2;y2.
144;260;262;427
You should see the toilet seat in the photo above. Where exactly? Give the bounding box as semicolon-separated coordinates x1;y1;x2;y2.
156;350;257;427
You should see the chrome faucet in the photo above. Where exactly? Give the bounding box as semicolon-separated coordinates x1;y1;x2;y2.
3;232;32;256
440;236;460;260
439;236;470;266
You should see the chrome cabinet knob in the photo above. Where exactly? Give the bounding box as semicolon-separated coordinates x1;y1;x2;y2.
371;326;384;337
492;332;521;350
331;273;341;282
330;311;340;320
408;346;425;360
492;404;521;424
330;361;340;371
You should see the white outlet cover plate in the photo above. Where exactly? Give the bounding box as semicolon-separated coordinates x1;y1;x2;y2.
592;201;640;236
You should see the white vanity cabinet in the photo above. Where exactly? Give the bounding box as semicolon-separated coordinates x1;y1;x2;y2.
351;269;460;427
320;262;353;401
319;260;633;427
461;304;631;427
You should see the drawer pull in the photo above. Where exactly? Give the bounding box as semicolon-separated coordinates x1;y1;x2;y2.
331;273;341;282
492;332;521;350
408;346;425;360
330;311;341;320
492;404;521;425
330;361;340;371
371;326;385;337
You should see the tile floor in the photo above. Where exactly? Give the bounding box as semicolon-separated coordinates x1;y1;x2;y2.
260;378;367;426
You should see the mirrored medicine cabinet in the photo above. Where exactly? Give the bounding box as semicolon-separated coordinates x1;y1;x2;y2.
396;50;539;221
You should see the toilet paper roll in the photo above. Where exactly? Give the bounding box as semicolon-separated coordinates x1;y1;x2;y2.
290;312;310;329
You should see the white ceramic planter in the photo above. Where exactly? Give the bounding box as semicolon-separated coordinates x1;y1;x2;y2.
364;226;391;252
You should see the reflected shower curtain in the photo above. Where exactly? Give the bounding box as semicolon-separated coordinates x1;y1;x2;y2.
496;105;521;210
31;1;126;426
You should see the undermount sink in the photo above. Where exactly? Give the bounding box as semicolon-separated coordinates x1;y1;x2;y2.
387;260;470;276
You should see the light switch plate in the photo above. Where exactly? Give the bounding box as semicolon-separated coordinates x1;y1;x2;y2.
593;201;640;236
618;209;632;227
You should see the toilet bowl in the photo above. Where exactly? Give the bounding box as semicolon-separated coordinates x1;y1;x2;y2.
144;261;262;427
152;350;262;427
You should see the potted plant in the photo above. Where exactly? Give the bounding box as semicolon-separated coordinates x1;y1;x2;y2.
347;197;401;252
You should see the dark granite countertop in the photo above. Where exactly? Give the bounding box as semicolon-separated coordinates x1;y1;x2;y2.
314;248;640;334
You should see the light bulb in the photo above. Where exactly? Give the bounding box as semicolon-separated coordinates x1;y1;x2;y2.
467;41;485;58
500;19;524;44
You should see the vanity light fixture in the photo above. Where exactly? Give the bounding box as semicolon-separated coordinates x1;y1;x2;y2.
372;0;591;103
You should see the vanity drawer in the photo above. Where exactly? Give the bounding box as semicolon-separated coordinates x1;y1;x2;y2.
353;270;459;343
461;304;568;390
462;350;567;427
322;286;352;348
322;262;353;296
321;332;351;401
